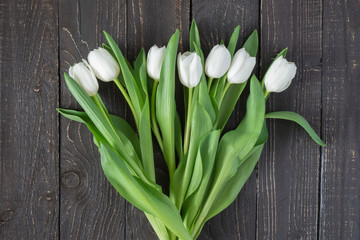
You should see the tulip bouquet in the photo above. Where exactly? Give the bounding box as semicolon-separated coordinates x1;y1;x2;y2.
58;21;325;240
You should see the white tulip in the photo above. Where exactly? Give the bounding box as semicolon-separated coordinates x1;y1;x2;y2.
227;48;256;84
69;59;99;96
205;44;231;78
264;56;297;93
177;52;203;88
88;47;120;82
147;45;166;81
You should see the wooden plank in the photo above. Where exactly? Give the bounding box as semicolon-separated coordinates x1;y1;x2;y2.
191;1;259;239
319;1;360;239
59;0;127;239
0;0;59;239
258;0;322;239
125;0;190;238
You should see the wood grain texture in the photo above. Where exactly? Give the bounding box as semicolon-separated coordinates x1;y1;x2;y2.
59;0;127;239
258;0;323;239
1;1;359;239
125;0;190;238
191;0;259;239
0;0;59;239
319;0;360;239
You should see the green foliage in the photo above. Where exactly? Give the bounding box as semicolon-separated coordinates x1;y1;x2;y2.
266;111;325;146
59;20;325;240
156;30;179;178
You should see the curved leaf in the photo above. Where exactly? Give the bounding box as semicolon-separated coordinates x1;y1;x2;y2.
266;111;325;146
182;130;220;229
99;143;192;240
156;30;179;177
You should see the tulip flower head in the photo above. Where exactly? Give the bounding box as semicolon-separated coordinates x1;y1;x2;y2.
69;59;99;96
264;56;297;93
205;44;231;78
177;52;203;88
147;45;166;81
88;47;120;82
227;48;256;84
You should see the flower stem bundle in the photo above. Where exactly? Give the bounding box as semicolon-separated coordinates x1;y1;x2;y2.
58;20;325;240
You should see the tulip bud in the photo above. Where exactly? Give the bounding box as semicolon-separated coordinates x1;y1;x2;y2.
205;44;231;78
69;59;99;96
177;52;203;88
264;56;297;93
227;48;256;84
147;45;166;81
88;47;120;82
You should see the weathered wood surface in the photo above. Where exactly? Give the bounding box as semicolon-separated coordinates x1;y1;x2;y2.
0;0;59;239
320;1;360;239
1;0;359;239
59;0;127;239
258;0;322;239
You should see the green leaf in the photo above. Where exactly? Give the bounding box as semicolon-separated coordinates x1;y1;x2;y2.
265;111;325;146
175;112;183;161
139;98;155;180
57;108;107;147
99;143;192;240
189;20;201;51
182;130;220;229
242;30;258;57
192;75;265;235
197;76;216;123
227;26;240;56
133;48;148;98
145;214;170;240
110;114;141;157
215;30;259;130
215;82;247;130
156;30;179;177
58;108;142;157
192;143;265;239
213;75;265;194
170;102;213;209
63;73;148;182
104;31;144;125
205;122;268;221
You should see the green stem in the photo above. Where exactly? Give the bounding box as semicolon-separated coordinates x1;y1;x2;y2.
92;94;112;124
183;87;193;154
218;81;231;107
264;90;270;99
114;77;139;127
151;81;164;152
207;77;214;91
92;95;153;188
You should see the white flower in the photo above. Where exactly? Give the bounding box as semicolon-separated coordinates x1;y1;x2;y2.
177;52;203;88
227;48;256;84
205;44;231;78
88;47;120;82
147;45;166;81
264;56;297;93
69;59;99;96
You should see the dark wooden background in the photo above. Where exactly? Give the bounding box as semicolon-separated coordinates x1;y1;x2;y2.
1;0;359;239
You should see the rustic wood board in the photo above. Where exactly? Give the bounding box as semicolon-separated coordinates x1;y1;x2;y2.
320;0;360;239
0;0;59;239
258;0;322;239
1;0;359;239
59;0;127;239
